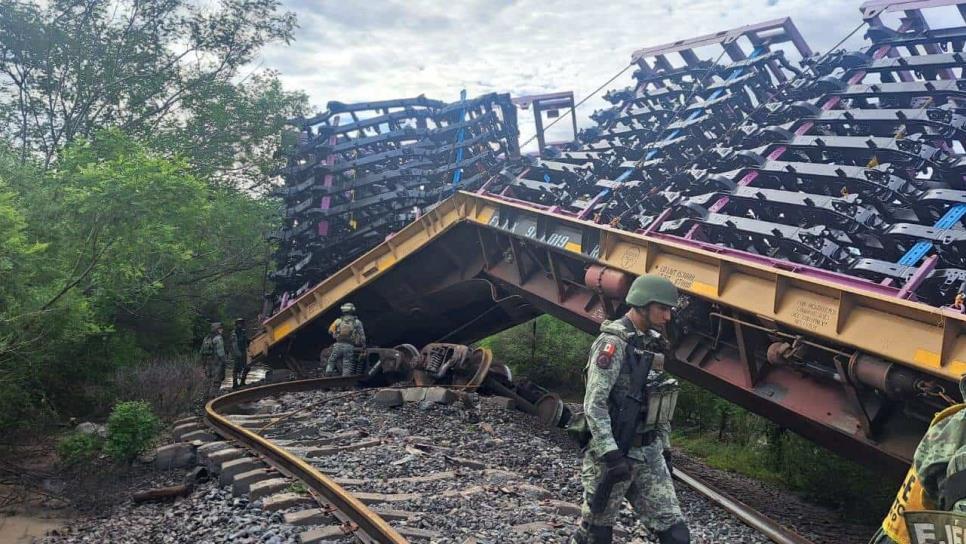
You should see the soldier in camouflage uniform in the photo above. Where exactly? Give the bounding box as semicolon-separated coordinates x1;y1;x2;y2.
230;318;250;389
572;274;690;544
200;322;229;397
325;303;366;376
870;374;966;544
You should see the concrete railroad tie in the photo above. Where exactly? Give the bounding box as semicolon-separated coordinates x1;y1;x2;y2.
232;468;277;497
218;457;263;486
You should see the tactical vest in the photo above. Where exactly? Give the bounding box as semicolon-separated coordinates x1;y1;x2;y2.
882;402;966;544
200;335;215;357
606;318;678;438
335;317;359;344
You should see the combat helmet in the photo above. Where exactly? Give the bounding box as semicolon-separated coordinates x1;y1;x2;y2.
625;275;679;308
340;302;356;314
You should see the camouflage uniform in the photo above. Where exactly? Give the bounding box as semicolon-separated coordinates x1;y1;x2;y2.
200;325;228;396
578;318;684;534
871;376;966;544
230;321;249;388
325;315;366;376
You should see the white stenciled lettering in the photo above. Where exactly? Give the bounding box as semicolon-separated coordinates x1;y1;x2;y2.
913;523;936;543
546;233;570;248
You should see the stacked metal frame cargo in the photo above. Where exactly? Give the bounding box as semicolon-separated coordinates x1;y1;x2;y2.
270;93;520;309
655;0;966;309
486;20;813;223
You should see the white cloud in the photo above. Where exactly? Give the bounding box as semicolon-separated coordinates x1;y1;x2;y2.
257;1;876;149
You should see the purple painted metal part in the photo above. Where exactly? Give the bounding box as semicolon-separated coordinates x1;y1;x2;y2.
631;18;813;62
898;254;939;299
860;0;966;19
643;207;673;235
511;92;575;109
576;191;608;220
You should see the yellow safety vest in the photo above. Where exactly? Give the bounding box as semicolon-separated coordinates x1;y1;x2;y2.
882;403;966;543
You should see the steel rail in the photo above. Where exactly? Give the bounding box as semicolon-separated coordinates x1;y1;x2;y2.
205;375;823;544
204;377;408;544
674;469;815;544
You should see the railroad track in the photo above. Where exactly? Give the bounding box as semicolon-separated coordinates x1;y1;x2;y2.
194;376;823;544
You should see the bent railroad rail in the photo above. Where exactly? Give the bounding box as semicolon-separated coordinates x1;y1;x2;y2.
204;376;408;544
203;372;819;543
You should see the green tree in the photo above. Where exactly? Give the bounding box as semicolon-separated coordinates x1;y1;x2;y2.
480;315;593;395
0;131;277;427
0;0;308;190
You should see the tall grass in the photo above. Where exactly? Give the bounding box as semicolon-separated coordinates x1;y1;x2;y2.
113;355;205;419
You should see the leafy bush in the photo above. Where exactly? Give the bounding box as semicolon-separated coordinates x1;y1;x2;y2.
57;432;102;465
103;401;160;462
479;315;593;396
672;382;896;523
114;356;206;418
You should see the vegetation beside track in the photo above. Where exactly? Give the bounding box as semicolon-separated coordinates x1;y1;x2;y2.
0;0;307;436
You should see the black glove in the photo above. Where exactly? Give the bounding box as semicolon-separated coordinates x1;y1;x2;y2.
601;450;631;481
662;448;673;475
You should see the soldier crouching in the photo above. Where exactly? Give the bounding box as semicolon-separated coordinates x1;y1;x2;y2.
571;274;690;544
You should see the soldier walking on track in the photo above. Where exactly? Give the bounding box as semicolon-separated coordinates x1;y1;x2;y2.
230;318;250;389
200;322;229;397
325;303;366;376
570;274;690;544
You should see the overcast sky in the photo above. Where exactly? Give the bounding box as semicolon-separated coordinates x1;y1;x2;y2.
254;1;927;147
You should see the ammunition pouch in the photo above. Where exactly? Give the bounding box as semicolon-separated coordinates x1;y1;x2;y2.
640;377;679;433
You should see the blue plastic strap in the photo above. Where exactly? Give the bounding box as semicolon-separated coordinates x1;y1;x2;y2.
897;204;966;266
451;89;468;186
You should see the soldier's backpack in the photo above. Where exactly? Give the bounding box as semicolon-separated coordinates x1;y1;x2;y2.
335;317;359;344
200;335;215;357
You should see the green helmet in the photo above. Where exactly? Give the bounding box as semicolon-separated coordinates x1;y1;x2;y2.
340;302;356;314
625;275;679;308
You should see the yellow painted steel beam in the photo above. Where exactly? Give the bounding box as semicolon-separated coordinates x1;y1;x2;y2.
463;193;966;381
250;196;470;359
253;192;966;382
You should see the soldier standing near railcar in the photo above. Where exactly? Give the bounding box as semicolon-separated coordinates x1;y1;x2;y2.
870;375;966;544
325;303;366;376
570;274;690;544
200;322;229;397
230;318;250;389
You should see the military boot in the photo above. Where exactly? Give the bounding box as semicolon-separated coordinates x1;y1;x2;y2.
570;523;613;544
657;521;690;544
